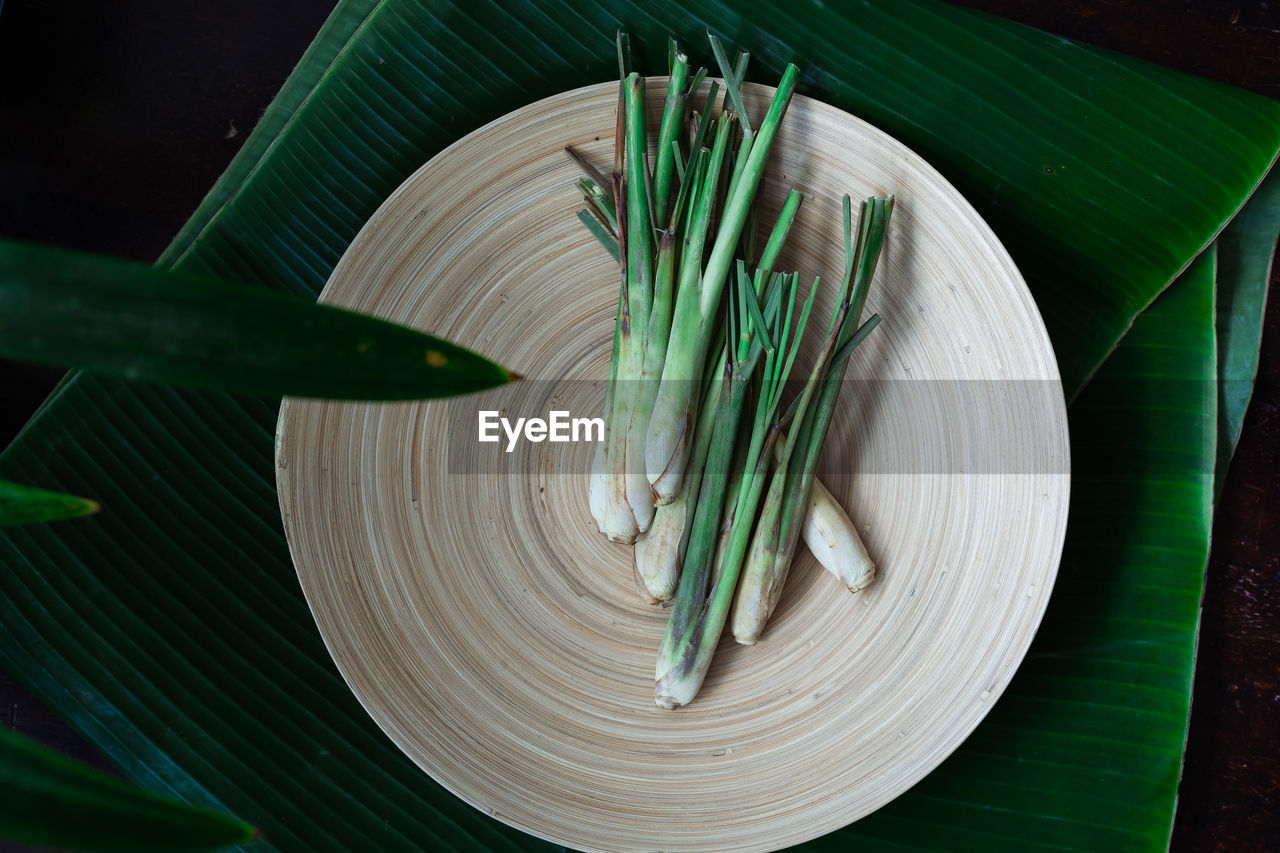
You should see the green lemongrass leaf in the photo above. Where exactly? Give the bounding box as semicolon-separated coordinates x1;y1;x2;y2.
623;73;655;336
763;273;798;404
776;277;823;427
670;139;686;184
708;32;751;134
773;272;803;390
731;50;750;89
760;272;788;335
576;210;619;261
653;51;690;227
722;129;756;218
0;240;515;400
615;29;632;80
739;187;760;264
576;180;618;234
564;145;610;193
828;312;882;371
698;61;799;319
0;727;254;852
690;80;720;153
777;377;808;434
669;145;704;235
845;196;892;337
739;263;774;355
841;194;855;283
0;479;100;527
727;260;741;362
687;66;708;100
2;3;1278;850
753;190;803;293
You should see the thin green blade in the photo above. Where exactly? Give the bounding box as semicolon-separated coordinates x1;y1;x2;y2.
0;240;515;401
0;727;254;852
0;479;99;527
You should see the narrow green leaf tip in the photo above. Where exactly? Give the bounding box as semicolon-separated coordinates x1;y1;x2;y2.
0;727;256;852
0;239;516;401
0;479;100;527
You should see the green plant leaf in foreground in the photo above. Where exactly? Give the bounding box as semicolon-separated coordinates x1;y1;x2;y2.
0;239;516;401
0;478;99;527
0;0;1276;851
0;726;254;852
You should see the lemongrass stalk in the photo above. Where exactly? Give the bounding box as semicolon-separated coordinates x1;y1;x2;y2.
648;190;799;522
646;113;733;503
630;136;718;596
655;362;751;677
744;313;879;612
709;448;745;591
598;76;658;541
735;196;892;636
622;74;655;332
653;52;691;227
656;268;799;708
656;269;774;669
803;477;875;591
655;390;774;708
732;275;827;644
633;368;722;602
646;61;799;502
774;197;891;581
590;267;628;534
647;154;799;512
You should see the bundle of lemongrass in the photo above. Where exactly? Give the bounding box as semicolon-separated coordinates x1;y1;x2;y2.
572;33;890;709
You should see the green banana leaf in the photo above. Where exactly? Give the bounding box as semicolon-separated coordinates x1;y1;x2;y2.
0;239;515;400
0;726;254;852
2;1;1277;851
825;249;1218;851
0;479;99;527
1214;168;1280;492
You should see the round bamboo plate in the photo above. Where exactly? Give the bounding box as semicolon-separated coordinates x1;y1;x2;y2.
276;79;1070;852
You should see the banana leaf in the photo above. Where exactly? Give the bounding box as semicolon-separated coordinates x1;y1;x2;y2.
0;726;254;852
1214;168;1280;492
822;249;1219;851
2;1;1277;850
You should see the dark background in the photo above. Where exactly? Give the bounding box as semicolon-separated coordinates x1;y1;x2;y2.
1;1;1276;850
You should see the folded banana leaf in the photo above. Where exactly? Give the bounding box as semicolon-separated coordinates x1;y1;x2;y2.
3;1;1277;850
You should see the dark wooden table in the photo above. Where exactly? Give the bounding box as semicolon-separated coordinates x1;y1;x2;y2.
1;2;1276;850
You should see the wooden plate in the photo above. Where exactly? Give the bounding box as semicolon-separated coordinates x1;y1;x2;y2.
275;80;1070;852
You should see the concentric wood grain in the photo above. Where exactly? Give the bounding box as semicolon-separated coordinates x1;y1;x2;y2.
275;80;1070;852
